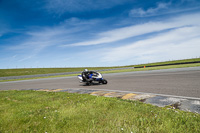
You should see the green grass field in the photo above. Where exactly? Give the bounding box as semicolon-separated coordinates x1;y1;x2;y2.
101;63;200;74
1;63;200;82
128;58;200;68
0;58;200;77
0;67;122;77
0;90;199;133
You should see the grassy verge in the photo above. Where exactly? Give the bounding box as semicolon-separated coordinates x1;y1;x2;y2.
0;74;78;82
101;63;200;74
1;63;200;82
0;90;199;133
128;58;200;68
1;58;200;77
0;67;122;77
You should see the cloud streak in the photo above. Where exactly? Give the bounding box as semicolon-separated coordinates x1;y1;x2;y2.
5;17;101;62
62;13;200;47
44;0;132;15
129;2;170;17
101;26;200;63
7;26;69;61
129;0;200;17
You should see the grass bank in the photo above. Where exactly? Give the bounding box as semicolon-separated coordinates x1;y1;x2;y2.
1;63;200;82
0;90;199;133
0;74;78;82
101;63;200;74
0;67;122;77
1;58;200;77
128;58;200;68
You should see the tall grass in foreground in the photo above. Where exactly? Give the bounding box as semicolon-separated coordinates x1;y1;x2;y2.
0;90;199;133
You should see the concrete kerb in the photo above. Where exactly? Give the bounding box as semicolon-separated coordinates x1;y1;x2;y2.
36;88;200;114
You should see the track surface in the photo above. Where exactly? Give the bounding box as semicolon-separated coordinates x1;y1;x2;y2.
1;67;200;98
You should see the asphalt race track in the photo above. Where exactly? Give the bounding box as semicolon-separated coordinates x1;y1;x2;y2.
1;67;200;98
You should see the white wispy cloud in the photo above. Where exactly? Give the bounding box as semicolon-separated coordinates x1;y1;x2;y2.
18;55;35;62
129;2;170;17
100;26;200;63
62;13;200;47
7;27;67;61
129;0;200;18
6;17;101;62
0;25;9;38
44;0;131;15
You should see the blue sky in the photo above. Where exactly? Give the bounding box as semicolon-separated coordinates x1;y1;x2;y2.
0;0;200;68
